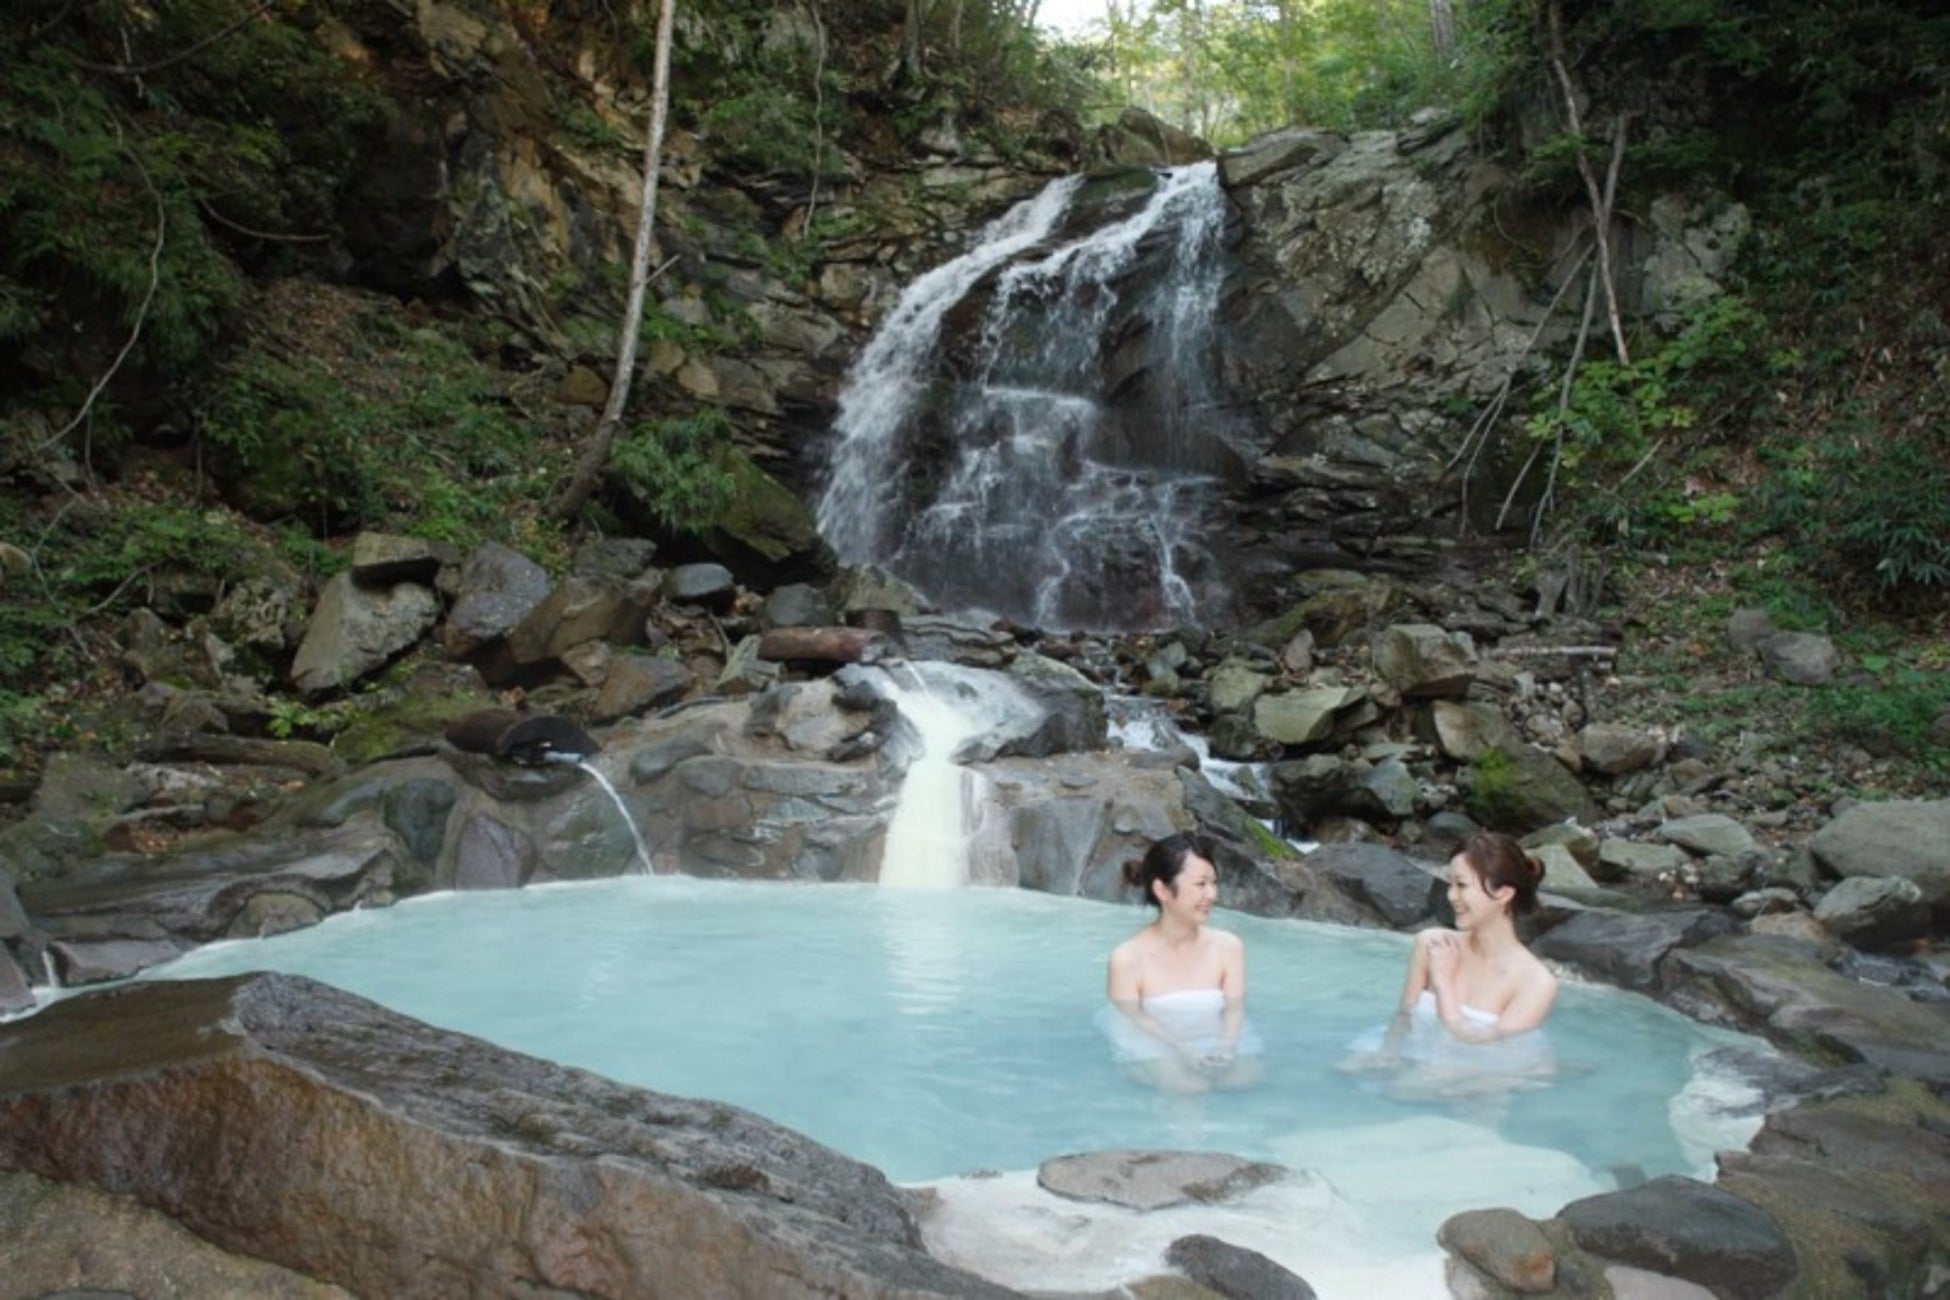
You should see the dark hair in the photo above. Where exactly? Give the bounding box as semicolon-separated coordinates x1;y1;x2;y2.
1121;832;1215;909
1459;831;1544;916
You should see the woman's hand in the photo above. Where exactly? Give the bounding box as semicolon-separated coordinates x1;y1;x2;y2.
1425;931;1461;985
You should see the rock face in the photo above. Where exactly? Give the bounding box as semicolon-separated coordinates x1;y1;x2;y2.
0;973;1015;1300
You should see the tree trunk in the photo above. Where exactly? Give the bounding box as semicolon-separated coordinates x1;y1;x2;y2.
550;0;678;522
900;0;924;81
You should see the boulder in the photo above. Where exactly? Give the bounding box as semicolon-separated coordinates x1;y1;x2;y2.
1438;1207;1555;1293
1574;724;1664;776
1467;745;1600;833
1530;908;1734;991
0;974;1012;1299
1372;624;1477;697
290;573;441;695
443;543;551;660
1809;799;1950;911
1812;876;1932;950
1425;699;1516;761
1307;843;1441;927
1555;1177;1796;1300
1657;814;1756;859
1756;632;1839;686
1165;1234;1316;1300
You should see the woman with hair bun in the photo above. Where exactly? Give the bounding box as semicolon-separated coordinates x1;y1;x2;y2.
1100;832;1265;1094
1344;831;1557;1087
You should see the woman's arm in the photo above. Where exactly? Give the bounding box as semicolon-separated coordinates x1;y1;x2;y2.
1382;930;1440;1051
1436;958;1558;1043
1214;931;1248;1060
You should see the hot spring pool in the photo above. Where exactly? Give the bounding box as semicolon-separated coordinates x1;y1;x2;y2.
139;877;1768;1295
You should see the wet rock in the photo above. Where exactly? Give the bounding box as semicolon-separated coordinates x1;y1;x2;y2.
1666;934;1950;1086
1037;1151;1286;1212
451;812;536;890
1164;1234;1315;1300
1003;653;1110;756
1556;1176;1796;1300
1438;1207;1555;1293
0;974;1011;1299
0;952;36;1015
1208;660;1271;714
1013;798;1111;896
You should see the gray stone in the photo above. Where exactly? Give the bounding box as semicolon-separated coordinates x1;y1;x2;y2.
1308;842;1441;927
1469;745;1600;833
1575;724;1664;776
443;543;550;659
1254;688;1361;747
380;778;457;870
1531;843;1597;890
451;812;535;890
47;937;190;983
290;573;441;695
663;563;737;609
1725;607;1776;654
831;565;923;618
1165;1234;1316;1300
1349;757;1419;821
1557;1176;1796;1300
1037;1150;1286;1211
1372;623;1478;697
1531;908;1734;991
1208;659;1271;715
507;575;653;664
1427;699;1515;761
0;951;33;1015
1596;839;1690;883
761;583;834;629
1756;631;1839;685
569;537;657;583
1438;1207;1555;1293
1003;653;1110;756
1809;798;1950;909
348;532;451;586
1813;876;1932;949
593;654;693;723
1012;798;1108;896
1657;813;1756;858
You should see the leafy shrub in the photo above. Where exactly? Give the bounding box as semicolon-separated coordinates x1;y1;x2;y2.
609;409;739;532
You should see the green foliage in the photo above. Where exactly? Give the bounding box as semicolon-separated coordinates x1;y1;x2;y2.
1463;748;1517;826
196;313;562;549
610;409;739;532
1760;422;1950;599
1803;665;1950;768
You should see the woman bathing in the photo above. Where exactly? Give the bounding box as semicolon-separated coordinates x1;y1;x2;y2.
1344;831;1557;1090
1102;833;1265;1093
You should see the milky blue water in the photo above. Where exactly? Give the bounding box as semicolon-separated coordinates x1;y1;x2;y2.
141;877;1760;1186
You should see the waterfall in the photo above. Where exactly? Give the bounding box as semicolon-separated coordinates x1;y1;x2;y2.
545;753;654;874
818;163;1241;631
870;663;1030;888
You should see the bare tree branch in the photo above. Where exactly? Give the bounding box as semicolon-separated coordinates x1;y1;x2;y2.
1545;0;1629;364
74;0;280;78
550;0;678;522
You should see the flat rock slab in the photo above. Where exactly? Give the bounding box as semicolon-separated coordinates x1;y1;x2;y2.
1037;1151;1287;1211
0;973;1015;1300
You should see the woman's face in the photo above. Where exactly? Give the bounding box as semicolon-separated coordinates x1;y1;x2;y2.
1446;853;1507;930
1158;853;1219;924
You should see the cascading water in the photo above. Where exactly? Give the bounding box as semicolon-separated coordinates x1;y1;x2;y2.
817;163;1243;631
544;753;654;875
869;663;1036;888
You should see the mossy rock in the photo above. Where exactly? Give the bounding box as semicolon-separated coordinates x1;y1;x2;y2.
332;691;497;766
1465;745;1600;833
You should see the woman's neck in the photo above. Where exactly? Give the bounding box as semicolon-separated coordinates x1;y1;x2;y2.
1152;913;1201;947
1464;914;1520;957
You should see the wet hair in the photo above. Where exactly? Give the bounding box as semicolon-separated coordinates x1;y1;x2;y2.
1458;831;1544;916
1121;832;1216;909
